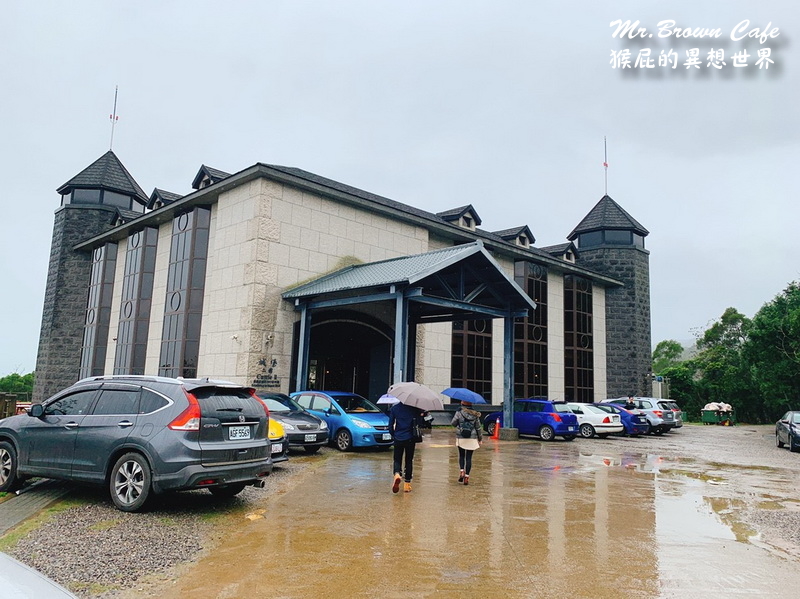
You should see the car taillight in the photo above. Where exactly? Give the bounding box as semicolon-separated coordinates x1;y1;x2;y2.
169;390;202;431
653;410;663;417
550;412;562;422
602;416;611;423
250;389;270;419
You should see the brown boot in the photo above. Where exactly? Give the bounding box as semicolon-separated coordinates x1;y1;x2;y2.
392;473;402;494
403;482;412;493
463;475;469;486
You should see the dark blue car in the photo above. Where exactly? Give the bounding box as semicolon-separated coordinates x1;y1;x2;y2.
484;399;578;441
593;403;649;436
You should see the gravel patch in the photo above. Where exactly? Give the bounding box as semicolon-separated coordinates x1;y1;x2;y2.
5;451;326;597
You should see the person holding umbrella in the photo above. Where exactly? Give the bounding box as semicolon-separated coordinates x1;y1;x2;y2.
451;400;483;485
386;382;444;494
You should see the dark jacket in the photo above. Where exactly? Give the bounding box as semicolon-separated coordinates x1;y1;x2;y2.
389;403;424;442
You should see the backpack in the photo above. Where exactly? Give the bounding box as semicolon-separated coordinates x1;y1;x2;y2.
460;416;476;438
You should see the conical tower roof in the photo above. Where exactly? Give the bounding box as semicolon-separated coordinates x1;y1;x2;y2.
567;195;648;241
56;150;148;203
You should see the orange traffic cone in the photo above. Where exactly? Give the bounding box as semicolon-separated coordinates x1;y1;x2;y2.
491;418;501;440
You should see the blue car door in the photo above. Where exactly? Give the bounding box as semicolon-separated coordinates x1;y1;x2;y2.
514;401;535;434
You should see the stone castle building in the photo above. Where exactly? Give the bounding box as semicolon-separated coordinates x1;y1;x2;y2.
33;151;652;414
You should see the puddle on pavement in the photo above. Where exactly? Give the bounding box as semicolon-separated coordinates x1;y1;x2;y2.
151;431;800;599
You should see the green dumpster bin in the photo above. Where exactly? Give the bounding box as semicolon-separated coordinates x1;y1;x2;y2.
701;409;736;425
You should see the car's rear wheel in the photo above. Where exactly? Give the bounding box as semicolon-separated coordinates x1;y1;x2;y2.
335;429;353;451
304;445;321;454
209;483;246;498
538;425;555;441
110;452;152;512
0;441;23;493
776;433;785;448
579;423;595;438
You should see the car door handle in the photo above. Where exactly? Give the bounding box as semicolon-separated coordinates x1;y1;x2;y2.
63;422;79;429
117;421;134;428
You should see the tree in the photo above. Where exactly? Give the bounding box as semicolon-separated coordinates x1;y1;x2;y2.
0;372;34;394
652;339;684;374
693;308;762;422
745;282;800;420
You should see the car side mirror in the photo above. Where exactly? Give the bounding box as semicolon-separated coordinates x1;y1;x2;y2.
29;404;44;418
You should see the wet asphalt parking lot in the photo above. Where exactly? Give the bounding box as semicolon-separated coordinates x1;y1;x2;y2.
6;423;800;598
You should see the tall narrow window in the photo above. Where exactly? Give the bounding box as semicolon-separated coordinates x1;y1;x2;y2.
564;275;593;402
159;208;210;378
514;262;548;398
114;227;158;375
80;243;118;378
451;320;492;402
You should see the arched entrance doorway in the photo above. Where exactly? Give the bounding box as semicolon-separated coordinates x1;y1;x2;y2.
307;313;393;401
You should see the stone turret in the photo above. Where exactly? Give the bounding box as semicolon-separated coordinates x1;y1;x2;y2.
33;152;147;401
568;195;651;397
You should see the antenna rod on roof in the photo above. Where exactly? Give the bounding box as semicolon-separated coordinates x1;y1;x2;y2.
603;136;609;195
109;85;119;150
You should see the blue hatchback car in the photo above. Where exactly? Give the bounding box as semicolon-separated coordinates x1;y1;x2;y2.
592;403;649;437
484;399;579;441
291;391;392;451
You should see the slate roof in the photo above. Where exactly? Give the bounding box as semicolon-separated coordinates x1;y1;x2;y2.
110;208;144;226
56;151;148;204
568;195;649;240
264;164;443;224
540;242;579;259
493;225;535;244
435;204;482;226
147;188;183;210
191;165;231;189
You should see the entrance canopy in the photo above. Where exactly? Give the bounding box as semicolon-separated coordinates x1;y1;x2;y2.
283;240;536;321
283;241;536;426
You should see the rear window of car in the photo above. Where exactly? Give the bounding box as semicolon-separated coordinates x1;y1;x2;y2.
193;387;260;416
553;404;573;413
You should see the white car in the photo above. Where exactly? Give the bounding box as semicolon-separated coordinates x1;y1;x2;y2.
566;402;624;438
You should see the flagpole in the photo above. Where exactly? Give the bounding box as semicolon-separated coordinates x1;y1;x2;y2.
603;136;608;196
109;86;119;150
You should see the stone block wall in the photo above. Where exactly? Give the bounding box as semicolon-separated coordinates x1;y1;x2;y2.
577;247;651;398
33;206;117;401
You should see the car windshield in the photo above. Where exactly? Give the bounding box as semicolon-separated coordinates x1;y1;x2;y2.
260;394;304;413
793;413;800;424
334;394;381;413
261;398;292;413
594;404;615;413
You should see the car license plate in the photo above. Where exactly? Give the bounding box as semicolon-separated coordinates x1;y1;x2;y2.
229;426;251;440
304;434;317;442
382;433;392;441
271;443;283;454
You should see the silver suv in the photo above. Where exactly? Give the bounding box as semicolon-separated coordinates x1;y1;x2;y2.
603;397;675;435
0;376;273;511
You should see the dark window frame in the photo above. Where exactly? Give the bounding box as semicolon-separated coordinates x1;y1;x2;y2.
563;275;594;402
450;319;493;403
513;261;548;399
80;243;118;378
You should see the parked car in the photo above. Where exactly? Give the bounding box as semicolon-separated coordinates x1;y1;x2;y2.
483;399;578;441
603;397;675;435
593;403;649;437
268;417;289;463
290;391;392;451
775;411;800;452
0;552;78;598
658;400;683;428
0;376;273;512
565;402;624;438
258;393;328;453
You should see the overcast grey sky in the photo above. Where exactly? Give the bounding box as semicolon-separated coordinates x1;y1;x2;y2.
1;1;797;375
